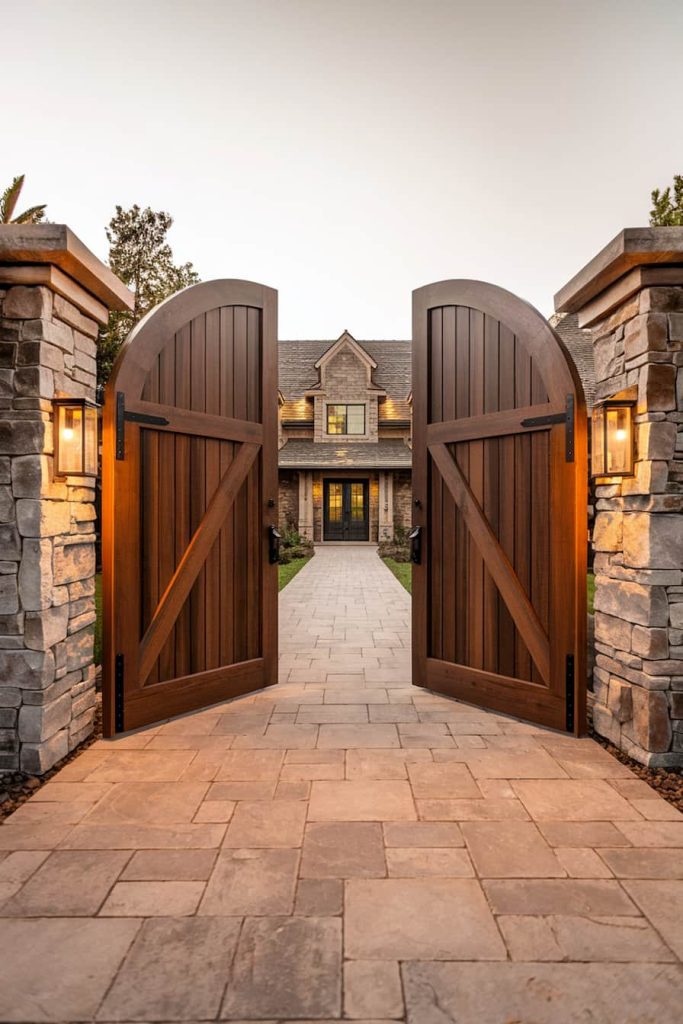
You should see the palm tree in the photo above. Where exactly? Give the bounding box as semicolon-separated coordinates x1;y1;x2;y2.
0;175;46;224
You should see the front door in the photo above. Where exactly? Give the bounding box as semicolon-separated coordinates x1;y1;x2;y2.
324;479;369;541
102;279;279;735
411;280;587;734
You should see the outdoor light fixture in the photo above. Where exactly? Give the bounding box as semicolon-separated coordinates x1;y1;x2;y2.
53;397;99;478
591;398;635;478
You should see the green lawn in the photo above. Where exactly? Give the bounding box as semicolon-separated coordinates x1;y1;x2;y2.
382;557;412;593
278;556;311;591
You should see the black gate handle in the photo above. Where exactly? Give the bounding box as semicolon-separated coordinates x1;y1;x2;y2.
268;525;281;565
408;525;422;565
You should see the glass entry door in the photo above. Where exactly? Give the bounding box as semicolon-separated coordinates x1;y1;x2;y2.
323;479;369;541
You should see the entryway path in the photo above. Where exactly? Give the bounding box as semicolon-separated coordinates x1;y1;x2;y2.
0;546;681;1022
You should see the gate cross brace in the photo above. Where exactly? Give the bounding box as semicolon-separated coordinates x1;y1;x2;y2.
428;441;551;685
137;441;260;685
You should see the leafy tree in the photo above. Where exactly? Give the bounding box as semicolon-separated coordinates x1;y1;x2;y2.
650;175;683;226
1;174;46;224
98;205;199;387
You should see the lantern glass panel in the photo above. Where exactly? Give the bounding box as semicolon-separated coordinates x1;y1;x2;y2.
591;403;605;477
84;404;98;477
605;405;633;475
56;403;84;475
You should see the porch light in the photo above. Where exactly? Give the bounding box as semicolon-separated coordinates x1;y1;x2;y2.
53;398;99;477
591;398;635;478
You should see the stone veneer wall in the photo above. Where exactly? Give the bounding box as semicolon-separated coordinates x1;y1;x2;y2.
278;471;299;532
393;471;412;536
0;285;98;773
590;286;683;766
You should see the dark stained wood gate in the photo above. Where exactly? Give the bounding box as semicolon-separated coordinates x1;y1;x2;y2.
102;280;278;735
412;280;587;734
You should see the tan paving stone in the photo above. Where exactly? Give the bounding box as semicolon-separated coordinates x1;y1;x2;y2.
417;798;529;820
552;914;676;962
483;878;639;915
344;960;404;1020
207;780;276;800
98;917;241;1022
199;848;299;915
369;704;419;723
297;704;369;724
317;724;400;748
211;713;270;734
194;800;236;822
555;846;614;878
616;821;683;847
345;748;431;781
383;821;463;847
401;961;683;1023
0;918;140;1023
631;798;683;821
538;820;632;847
122;849;217;881
100;880;204;916
301;822;386;878
223;799;307;847
294;878;343;915
0;850;129;916
31;781;113;803
512;779;642;820
462;821;564;878
462;750;568;779
3;801;92;826
232;724;319;748
598;847;683;879
222;916;342;1020
280;761;345;781
274;780;311;799
623;879;683;958
0;824;83;851
309;780;416;821
85;750;196;782
385;846;474;877
216;749;284;781
406;761;481;799
397;723;455;747
0;850;50;885
59;822;226;850
84;781;208;825
498;914;564;960
324;689;389;704
345;878;505;960
285;748;346;763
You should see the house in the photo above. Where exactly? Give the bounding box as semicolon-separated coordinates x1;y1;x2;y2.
278;331;412;542
277;317;594;544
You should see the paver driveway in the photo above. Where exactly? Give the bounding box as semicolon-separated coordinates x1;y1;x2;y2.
1;545;682;1022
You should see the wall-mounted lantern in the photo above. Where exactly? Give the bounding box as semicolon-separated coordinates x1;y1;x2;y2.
591;398;636;478
53;398;99;478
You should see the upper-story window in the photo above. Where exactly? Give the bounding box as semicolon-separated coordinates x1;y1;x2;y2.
327;403;366;435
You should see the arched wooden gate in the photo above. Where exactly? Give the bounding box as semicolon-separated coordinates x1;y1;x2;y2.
102;280;278;736
411;281;587;734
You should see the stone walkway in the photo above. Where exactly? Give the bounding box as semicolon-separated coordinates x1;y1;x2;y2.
1;545;682;1022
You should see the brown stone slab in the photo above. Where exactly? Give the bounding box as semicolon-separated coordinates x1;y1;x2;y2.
0;850;129;917
463;750;569;779
199;848;299;915
345;878;505;960
207;780;277;800
280;762;345;781
402;961;683;1024
483;879;638;916
223;800;307;848
623;879;683;958
406;761;482;799
231;725;319;749
551;914;676;962
0;918;140;1022
344;960;404;1020
616;821;683;847
317;724;400;748
512;780;642;820
216;749;284;781
537;820;632;847
222;916;342;1020
294;878;343;915
346;748;431;781
83;781;208;826
555;847;613;878
59;822;226;850
85;750;196;783
97;917;241;1022
121;849;218;881
99;880;205;916
462;821;564;878
385;846;474;877
309;781;416;821
417;798;529;821
301;822;386;878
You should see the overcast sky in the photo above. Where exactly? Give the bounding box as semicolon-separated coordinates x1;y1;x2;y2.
6;0;683;337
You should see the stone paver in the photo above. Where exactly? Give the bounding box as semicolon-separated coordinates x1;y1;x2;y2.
0;545;681;1020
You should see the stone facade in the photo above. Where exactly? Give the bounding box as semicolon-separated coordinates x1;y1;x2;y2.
0;226;132;773
556;229;683;767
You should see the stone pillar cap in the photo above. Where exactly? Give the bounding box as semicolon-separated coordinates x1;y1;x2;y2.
554;227;683;315
0;223;133;313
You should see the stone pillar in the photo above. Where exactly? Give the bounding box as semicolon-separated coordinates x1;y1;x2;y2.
0;225;132;773
298;471;314;541
555;228;683;767
378;470;394;541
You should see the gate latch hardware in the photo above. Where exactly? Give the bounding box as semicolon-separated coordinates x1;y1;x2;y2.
409;525;422;565
268;525;281;565
520;394;575;463
115;392;170;460
114;653;125;733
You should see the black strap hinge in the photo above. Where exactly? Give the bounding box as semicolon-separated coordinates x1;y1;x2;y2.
115;392;170;460
114;653;125;733
520;394;574;462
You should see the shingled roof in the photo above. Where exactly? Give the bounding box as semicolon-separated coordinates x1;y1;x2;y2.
278;438;412;469
278;339;411;400
550;312;596;410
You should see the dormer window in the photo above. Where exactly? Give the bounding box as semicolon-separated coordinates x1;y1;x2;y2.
327;403;366;435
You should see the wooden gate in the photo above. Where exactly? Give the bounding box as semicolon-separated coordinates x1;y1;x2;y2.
102;280;278;735
412;281;587;733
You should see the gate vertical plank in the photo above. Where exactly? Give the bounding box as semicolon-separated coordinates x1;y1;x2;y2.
205;309;221;671
429;308;443;660
468;309;485;670
232;306;249;666
497;324;516;679
454;307;470;668
530;361;550;685
174;325;192;680
483;315;500;675
219;307;235;669
158;337;177;683
513;336;532;680
190;314;207;674
141;359;160;685
246;306;261;661
441;306;457;664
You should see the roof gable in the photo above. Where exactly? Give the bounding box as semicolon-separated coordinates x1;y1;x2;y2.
314;331;378;372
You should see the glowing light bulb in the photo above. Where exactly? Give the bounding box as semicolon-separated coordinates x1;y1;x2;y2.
615;429;627;442
62;427;74;441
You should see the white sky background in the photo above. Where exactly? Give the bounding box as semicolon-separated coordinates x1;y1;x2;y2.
5;0;683;337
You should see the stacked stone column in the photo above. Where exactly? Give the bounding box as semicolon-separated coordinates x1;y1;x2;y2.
0;226;132;774
556;229;683;767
